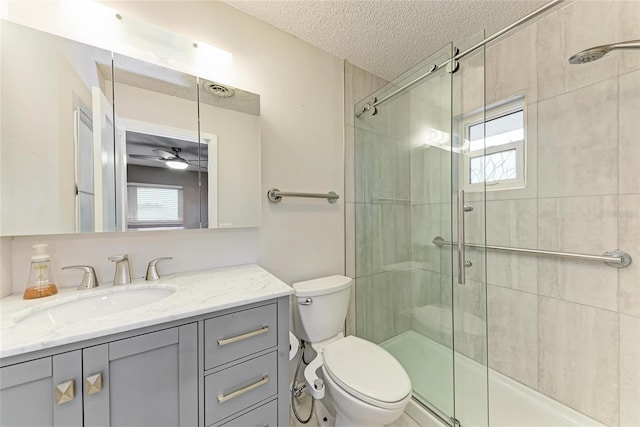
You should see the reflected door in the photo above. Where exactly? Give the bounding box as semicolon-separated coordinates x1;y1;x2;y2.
92;86;117;232
75;107;95;232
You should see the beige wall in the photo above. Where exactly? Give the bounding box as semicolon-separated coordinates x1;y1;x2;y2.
2;0;344;296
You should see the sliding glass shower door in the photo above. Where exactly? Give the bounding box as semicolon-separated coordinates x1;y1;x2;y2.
353;35;489;427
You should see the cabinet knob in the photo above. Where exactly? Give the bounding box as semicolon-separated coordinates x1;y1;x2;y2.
55;380;75;405
85;372;103;395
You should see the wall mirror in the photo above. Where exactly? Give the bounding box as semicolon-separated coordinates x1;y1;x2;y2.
0;19;260;236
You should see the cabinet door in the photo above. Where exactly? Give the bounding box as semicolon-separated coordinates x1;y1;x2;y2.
0;351;82;427
83;324;198;427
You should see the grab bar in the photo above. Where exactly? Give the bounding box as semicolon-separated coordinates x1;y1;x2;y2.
432;236;632;268
267;188;339;204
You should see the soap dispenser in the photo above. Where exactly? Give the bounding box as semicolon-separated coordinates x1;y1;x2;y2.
23;244;58;299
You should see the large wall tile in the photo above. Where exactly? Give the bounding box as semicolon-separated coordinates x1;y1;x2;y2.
355;271;412;344
486;23;538;105
488;285;538;389
411;269;453;348
344;61;387;128
453;47;485;116
411;146;450;204
345;203;355;277
538;259;618;312
537;1;621;101
355;203;410;277
619;195;640;317
538;196;617;253
538;196;618;311
620;1;640;75
411;203;445;273
354;88;411;142
409;73;452;205
355;129;410;204
538;78;618;198
453;279;487;364
539;297;619;426
619;70;640;194
620;314;640;427
486;199;537;247
345;125;355;203
485;199;538;293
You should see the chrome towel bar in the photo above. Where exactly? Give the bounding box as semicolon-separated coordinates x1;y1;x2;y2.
432;236;632;268
267;188;339;204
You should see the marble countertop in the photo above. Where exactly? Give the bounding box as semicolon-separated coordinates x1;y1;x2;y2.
0;264;293;360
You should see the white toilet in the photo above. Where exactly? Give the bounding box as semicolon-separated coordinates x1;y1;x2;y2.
293;275;412;427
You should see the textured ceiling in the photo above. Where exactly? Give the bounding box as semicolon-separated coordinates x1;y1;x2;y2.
224;0;549;81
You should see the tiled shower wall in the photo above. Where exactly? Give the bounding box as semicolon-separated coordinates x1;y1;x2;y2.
344;61;392;338
480;2;639;425
346;1;640;426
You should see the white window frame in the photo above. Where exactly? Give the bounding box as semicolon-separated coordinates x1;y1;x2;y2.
461;95;527;192
127;182;184;230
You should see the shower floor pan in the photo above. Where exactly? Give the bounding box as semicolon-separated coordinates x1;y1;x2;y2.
382;330;604;427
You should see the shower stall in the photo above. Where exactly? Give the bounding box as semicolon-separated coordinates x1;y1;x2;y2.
349;1;640;426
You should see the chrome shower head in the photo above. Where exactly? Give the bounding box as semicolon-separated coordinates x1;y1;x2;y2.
569;40;640;64
568;47;609;64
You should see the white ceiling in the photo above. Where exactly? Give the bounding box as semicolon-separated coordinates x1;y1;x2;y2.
224;0;549;81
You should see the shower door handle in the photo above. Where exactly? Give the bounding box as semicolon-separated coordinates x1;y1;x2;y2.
458;189;466;285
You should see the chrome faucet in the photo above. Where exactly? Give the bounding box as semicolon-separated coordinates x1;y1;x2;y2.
145;257;172;281
62;265;99;290
108;254;131;285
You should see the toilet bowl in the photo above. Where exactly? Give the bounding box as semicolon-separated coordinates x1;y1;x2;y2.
293;276;412;427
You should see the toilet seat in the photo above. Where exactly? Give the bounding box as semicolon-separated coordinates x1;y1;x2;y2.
322;335;411;410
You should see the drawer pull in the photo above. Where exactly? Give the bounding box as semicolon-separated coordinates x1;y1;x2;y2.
55;380;75;405
217;326;269;346
217;375;269;403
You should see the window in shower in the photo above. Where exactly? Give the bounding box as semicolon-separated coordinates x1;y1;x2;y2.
462;95;526;191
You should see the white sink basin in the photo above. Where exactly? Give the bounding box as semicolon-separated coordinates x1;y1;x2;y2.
15;287;175;327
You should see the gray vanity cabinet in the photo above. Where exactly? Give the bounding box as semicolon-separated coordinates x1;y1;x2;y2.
83;324;198;427
0;351;83;427
0;325;197;427
0;296;290;427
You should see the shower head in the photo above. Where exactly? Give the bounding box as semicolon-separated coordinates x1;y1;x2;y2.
569;40;640;64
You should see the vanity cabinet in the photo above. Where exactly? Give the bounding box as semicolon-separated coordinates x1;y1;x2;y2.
0;324;196;427
83;324;198;427
0;297;289;427
0;351;83;426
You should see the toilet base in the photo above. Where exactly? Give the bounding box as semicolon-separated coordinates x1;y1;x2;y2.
313;388;388;427
315;399;336;426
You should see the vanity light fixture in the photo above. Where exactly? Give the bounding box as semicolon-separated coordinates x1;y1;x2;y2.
165;159;189;170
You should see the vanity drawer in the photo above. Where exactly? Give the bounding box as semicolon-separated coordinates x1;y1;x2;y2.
204;351;277;425
218;399;277;427
204;304;277;369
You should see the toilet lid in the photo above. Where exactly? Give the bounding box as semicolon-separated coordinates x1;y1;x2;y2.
323;336;411;407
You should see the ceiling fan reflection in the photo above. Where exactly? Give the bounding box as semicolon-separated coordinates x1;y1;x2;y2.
128;147;206;170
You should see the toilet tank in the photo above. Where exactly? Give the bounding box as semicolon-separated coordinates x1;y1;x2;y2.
293;275;352;343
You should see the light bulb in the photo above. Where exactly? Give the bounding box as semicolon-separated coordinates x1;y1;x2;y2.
165;160;189;170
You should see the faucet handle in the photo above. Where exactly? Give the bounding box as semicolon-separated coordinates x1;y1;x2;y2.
108;254;128;262
146;257;173;281
62;265;99;290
